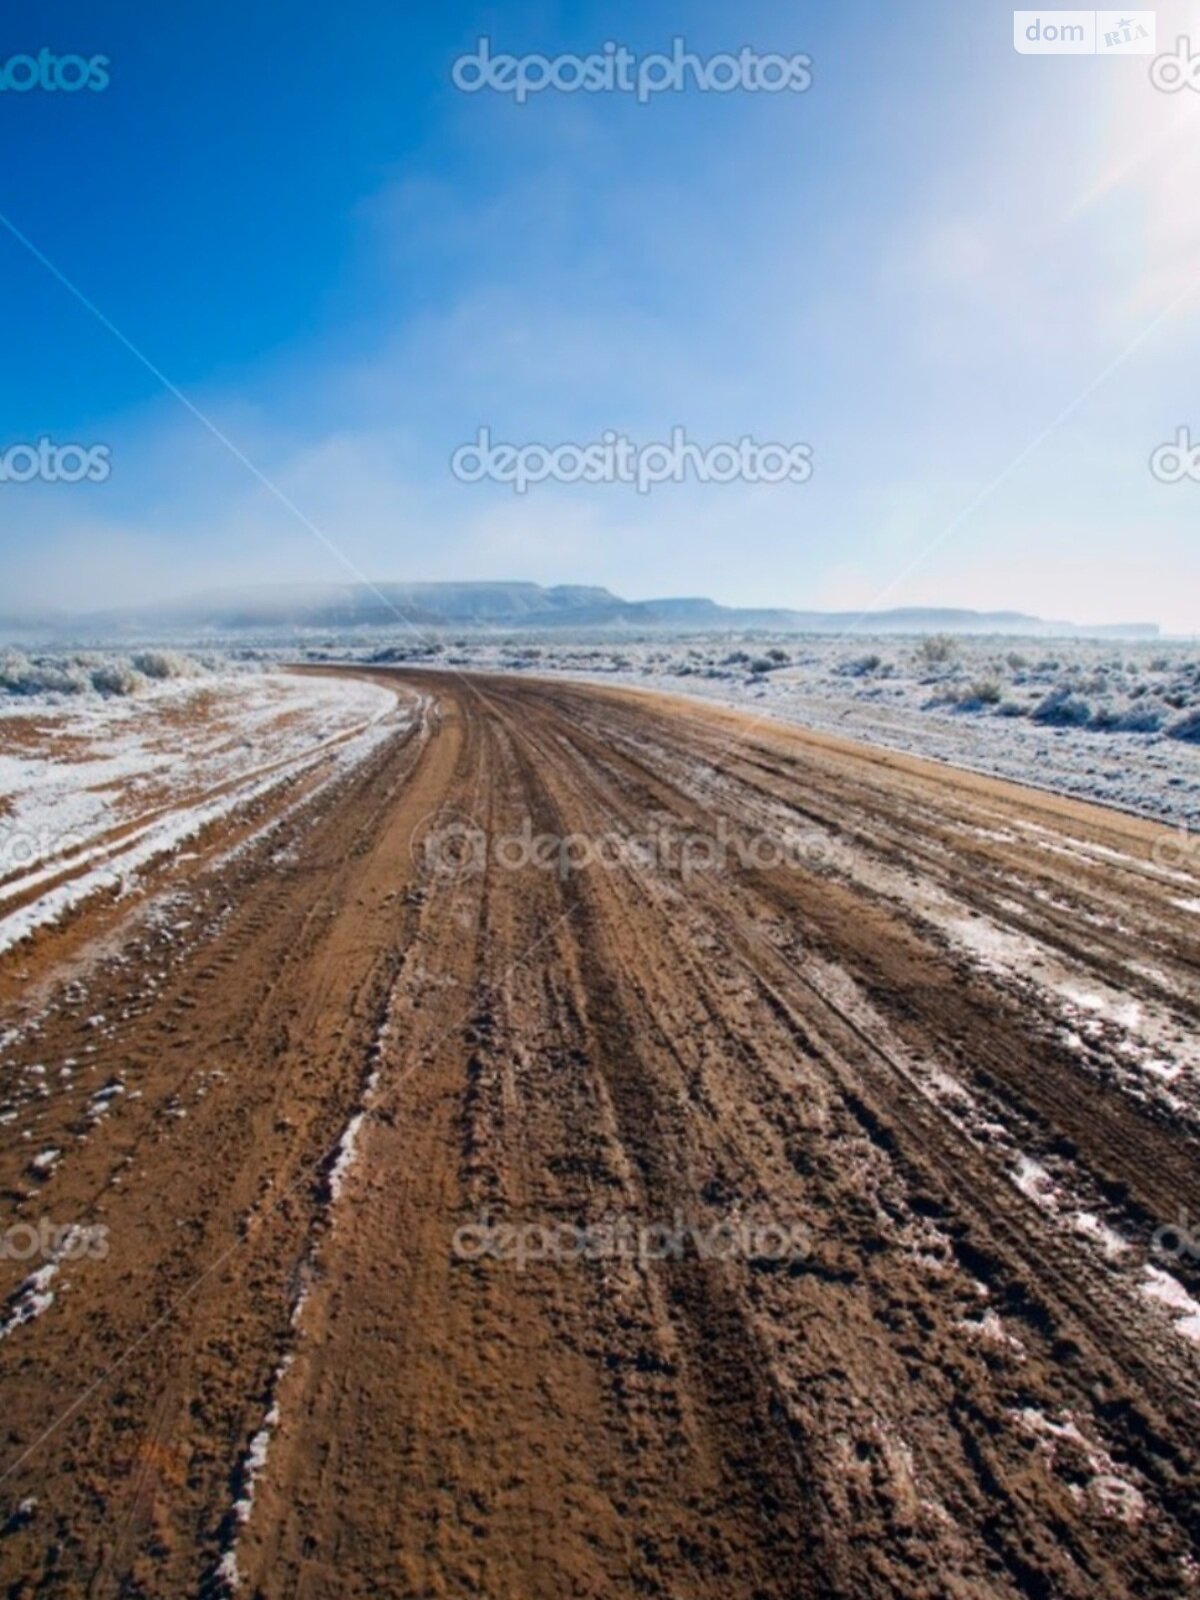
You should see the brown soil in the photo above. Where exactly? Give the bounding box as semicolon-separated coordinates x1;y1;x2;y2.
0;669;1197;1599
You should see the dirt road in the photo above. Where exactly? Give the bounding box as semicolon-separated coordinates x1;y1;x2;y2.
1;670;1198;1598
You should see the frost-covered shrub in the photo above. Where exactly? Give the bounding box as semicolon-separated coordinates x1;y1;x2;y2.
950;679;1003;712
916;634;957;667
1086;698;1164;734
89;661;146;697
38;662;91;694
1166;708;1200;744
0;649;33;693
1114;706;1164;733
996;700;1026;718
970;679;1002;705
131;649;200;681
838;653;881;678
1076;672;1110;696
1031;687;1092;727
0;650;90;696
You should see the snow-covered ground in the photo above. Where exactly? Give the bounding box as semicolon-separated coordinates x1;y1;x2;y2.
5;633;1199;840
317;632;1200;828
0;658;401;956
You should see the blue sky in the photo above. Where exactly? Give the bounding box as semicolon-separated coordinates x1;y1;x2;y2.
2;0;1199;630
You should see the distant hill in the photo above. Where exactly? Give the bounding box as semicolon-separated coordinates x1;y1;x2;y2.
0;583;1159;640
622;600;1160;636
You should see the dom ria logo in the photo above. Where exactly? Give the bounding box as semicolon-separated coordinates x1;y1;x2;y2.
1101;13;1154;51
1014;12;1156;55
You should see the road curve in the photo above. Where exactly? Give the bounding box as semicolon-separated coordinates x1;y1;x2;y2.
0;669;1198;1599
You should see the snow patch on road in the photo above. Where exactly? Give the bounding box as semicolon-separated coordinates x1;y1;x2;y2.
1141;1264;1200;1344
1012;1406;1148;1524
212;1002;398;1592
1011;1155;1059;1211
0;1224;97;1341
213;1355;295;1595
0;1263;58;1340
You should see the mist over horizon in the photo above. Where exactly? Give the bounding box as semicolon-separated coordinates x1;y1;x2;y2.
0;576;1171;639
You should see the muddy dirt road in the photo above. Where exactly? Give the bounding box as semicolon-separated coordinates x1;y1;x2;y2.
1;670;1198;1598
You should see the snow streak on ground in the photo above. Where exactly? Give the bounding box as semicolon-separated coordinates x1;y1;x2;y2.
0;671;400;955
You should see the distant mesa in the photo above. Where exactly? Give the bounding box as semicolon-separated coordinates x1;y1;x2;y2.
0;583;1160;640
